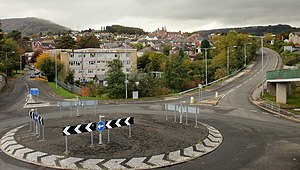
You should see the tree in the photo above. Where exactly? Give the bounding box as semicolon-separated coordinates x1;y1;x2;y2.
163;54;189;91
0;20;3;41
56;35;76;49
35;53;63;82
105;59;125;98
6;30;22;41
76;34;100;48
65;70;74;84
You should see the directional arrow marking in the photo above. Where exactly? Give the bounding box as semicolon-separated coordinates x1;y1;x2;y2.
63;126;71;136
74;125;82;134
125;117;131;126
106;120;112;129
86;123;92;132
116;119;121;127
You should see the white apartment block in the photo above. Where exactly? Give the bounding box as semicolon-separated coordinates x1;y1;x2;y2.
47;48;137;82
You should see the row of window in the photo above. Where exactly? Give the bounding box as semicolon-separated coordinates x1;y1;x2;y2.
70;60;131;66
73;68;130;74
69;53;130;58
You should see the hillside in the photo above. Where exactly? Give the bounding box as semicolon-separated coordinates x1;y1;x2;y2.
198;24;300;36
1;17;70;36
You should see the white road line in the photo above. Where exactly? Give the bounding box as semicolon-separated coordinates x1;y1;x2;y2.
251;110;258;113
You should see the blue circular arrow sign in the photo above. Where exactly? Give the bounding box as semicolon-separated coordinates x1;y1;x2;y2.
97;121;105;132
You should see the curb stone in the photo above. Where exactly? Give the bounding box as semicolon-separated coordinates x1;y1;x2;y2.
1;123;223;170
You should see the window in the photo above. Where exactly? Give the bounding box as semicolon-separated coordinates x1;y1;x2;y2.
88;69;93;73
90;53;95;57
126;68;130;72
97;61;101;63
69;61;75;66
126;60;130;65
101;69;105;72
89;61;96;65
70;54;74;58
78;70;82;73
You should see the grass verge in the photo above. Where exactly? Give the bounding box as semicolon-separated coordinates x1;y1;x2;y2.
48;82;78;98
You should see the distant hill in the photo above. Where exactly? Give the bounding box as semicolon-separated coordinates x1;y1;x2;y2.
197;24;300;36
1;17;70;36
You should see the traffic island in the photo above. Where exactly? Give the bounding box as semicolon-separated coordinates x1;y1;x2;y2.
1;113;223;169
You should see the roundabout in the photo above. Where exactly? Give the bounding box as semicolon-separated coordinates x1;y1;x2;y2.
1;113;223;169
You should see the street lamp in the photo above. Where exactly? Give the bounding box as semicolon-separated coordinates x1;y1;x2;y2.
5;51;15;76
200;47;216;85
244;43;252;67
249;35;275;97
227;46;237;76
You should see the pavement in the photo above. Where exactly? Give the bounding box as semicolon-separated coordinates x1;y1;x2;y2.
1;123;222;170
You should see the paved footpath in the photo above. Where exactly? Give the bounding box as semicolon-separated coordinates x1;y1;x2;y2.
1;123;222;170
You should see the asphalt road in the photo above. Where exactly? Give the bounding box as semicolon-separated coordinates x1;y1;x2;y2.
0;48;299;170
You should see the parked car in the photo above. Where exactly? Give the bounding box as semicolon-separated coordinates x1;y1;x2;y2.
34;70;40;75
30;74;36;78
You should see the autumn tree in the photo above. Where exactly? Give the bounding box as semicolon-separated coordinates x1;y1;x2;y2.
35;53;63;82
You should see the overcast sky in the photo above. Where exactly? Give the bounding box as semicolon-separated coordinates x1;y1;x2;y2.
0;0;299;32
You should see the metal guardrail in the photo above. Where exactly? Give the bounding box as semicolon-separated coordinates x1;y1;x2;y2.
266;69;300;80
263;101;280;113
55;80;82;95
179;67;245;95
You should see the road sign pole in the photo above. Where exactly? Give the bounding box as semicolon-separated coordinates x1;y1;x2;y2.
76;97;80;117
94;101;97;115
98;114;105;144
65;136;68;153
70;102;73;116
42;125;45;140
29;116;32;132
129;125;132;138
59;102;62;118
90;131;94;147
195;108;198;127
174;107;176;123
165;104;168;121
179;102;183;124
107;129;110;142
186;106;188;125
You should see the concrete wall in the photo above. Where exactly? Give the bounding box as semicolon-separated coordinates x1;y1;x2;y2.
276;83;287;104
0;74;7;92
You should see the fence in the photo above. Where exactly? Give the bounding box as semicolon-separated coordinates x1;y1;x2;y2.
262;101;281;113
164;103;200;126
266;69;300;80
55;80;82;95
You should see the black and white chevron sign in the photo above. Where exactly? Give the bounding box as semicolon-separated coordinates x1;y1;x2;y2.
62;123;96;136
28;109;35;119
38;116;44;125
105;117;134;129
28;109;44;125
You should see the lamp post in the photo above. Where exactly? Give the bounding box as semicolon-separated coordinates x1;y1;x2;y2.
227;46;237;76
5;51;15;76
55;53;57;89
200;47;216;85
19;55;22;72
244;43;252;67
249;35;275;97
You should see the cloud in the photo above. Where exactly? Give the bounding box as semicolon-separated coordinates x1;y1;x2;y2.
0;0;299;32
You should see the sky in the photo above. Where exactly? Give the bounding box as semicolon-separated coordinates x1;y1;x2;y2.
0;0;299;32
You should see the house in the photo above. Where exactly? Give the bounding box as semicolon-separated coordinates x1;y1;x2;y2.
289;32;300;46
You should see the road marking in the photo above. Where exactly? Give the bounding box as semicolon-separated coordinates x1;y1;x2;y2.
251;110;258;113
